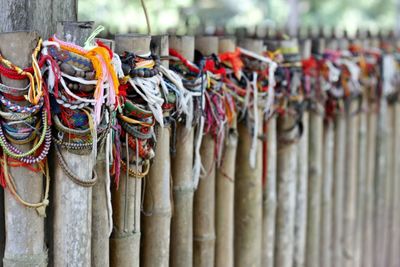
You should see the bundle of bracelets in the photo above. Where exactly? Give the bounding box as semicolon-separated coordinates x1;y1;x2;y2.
195;51;228;166
42;34;120;188
113;51;163;186
239;47;277;167
273;43;305;144
0;38;50;216
168;48;206;187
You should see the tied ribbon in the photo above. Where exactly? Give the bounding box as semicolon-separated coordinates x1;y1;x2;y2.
219;48;243;79
302;56;318;77
204;59;226;76
169;49;200;74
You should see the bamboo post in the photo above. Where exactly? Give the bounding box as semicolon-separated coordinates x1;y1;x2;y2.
110;34;150;267
341;36;360;267
215;36;238;267
169;35;195;267
373;52;390;267
262;39;279;267
361;93;377;267
234;38;263;267
305;35;324;267
318;37;334;267
274;39;300;267
141;34;172;267
329;37;347;267
193;36;218;267
52;21;94;267
292;38;311;267
389;102;400;267
262;114;277;267
354;37;369;267
91;38;115;267
0;31;47;267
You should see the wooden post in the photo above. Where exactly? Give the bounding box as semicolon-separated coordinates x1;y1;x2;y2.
0;31;47;267
354;37;369;267
389;102;400;267
141;34;172;267
51;21;94;267
262;39;279;267
169;35;195;267
193;36;218;267
262;115;277;267
317;37;333;267
215;36;238;267
305;37;324;267
91;38;115;267
234;38;263;267
274;38;300;267
110;33;150;267
341;37;361;267
329;38;345;267
0;0;76;38
293;38;311;267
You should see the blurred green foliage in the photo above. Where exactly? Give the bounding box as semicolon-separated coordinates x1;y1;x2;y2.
78;0;396;35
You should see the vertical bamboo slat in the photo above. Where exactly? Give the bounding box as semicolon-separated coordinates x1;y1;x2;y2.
52;21;95;267
293;38;311;267
169;35;195;267
215;36;237;267
234;38;263;267
110;34;150;267
193;36;218;267
141;34;172;267
91;38;114;267
262;115;277;267
0;31;47;267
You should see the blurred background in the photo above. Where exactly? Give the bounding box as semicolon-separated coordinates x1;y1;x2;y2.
78;0;398;36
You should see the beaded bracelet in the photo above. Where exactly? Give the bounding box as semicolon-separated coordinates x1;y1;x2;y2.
0;95;43;113
120;159;150;178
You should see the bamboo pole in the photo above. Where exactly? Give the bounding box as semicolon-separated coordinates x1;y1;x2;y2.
0;31;47;267
293;38;311;267
262;114;277;267
215;36;237;267
274;38;300;267
141;34;172;267
234;38;263;267
305;37;324;267
361;100;377;267
91;38;115;267
389;102;400;267
52;21;94;267
329;38;345;267
342;37;360;267
110;34;150;267
169;35;195;267
353;38;369;267
193;36;218;267
314;37;333;267
373;60;390;267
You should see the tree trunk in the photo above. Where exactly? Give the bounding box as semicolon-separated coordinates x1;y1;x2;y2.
169;35;195;267
0;0;77;39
